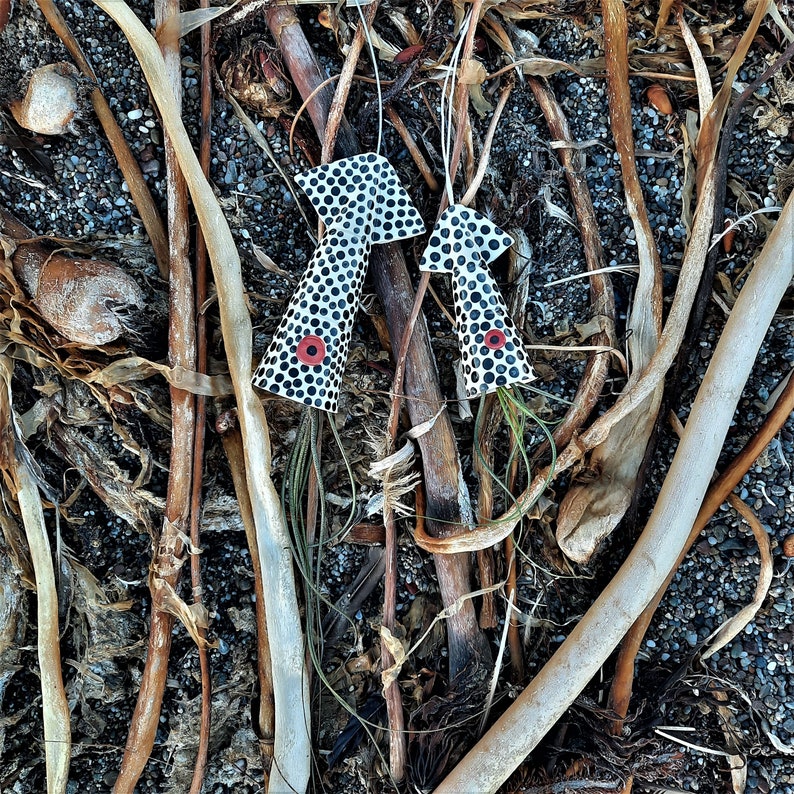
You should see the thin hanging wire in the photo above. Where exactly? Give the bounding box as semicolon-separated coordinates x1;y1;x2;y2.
355;0;384;155
439;10;472;205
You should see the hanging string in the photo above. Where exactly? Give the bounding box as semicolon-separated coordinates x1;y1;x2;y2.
439;10;472;205
354;0;384;155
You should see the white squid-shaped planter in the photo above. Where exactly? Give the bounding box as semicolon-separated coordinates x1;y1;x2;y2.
253;153;424;412
419;204;535;397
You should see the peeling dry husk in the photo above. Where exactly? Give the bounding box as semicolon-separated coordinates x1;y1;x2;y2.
87;2;310;791
12;242;145;346
555;0;663;563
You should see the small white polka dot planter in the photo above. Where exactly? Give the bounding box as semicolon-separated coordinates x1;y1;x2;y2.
419;204;536;397
252;154;424;412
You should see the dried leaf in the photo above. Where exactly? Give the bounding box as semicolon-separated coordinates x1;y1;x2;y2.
405;407;444;440
541;184;576;227
85;356;232;396
557;0;663;562
517;56;580;77
153;576;217;649
458;58;487;85
252;244;294;281
380;625;407;688
655;0;677;36
700;495;773;659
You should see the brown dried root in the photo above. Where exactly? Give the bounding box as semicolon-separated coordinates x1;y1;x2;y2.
89;3;311;791
555;0;663;564
113;0;198;788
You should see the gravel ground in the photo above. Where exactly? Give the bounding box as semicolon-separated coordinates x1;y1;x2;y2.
0;1;793;793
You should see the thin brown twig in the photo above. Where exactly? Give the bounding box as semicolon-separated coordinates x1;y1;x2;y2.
385;106;440;192
219;418;275;768
114;2;196;789
34;0;170;278
187;8;213;792
473;393;500;631
321;1;379;163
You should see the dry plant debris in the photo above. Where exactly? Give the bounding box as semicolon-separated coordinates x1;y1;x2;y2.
0;1;792;793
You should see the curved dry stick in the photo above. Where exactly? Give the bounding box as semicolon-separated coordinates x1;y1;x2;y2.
35;0;170;278
89;4;311;792
607;35;794;732
433;185;794;794
526;76;615;453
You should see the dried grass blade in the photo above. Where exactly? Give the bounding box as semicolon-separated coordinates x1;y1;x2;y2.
0;358;70;793
677;10;713;120
700;494;773;660
87;3;310;791
432;183;794;794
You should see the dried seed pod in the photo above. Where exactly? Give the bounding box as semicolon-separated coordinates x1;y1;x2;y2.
12;243;144;345
9;63;81;136
394;44;424;64
646;84;673;116
220;36;291;118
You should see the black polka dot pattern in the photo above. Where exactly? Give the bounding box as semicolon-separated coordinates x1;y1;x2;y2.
252;154;425;412
419;204;535;397
418;204;514;274
295;153;425;243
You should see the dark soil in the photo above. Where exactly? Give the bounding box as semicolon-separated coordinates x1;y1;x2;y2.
0;1;793;793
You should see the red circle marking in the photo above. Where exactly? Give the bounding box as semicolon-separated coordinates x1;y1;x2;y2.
483;328;506;350
296;335;326;366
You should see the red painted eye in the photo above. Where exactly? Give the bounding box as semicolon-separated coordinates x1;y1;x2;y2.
296;335;326;366
483;329;506;350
